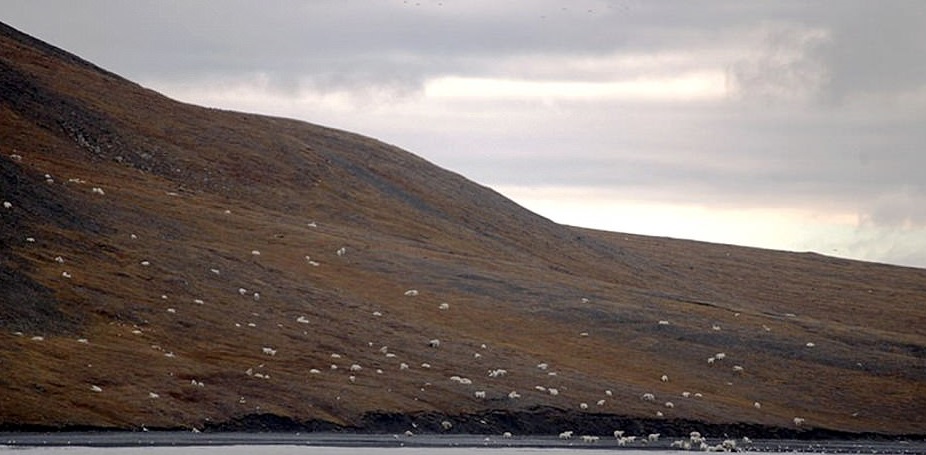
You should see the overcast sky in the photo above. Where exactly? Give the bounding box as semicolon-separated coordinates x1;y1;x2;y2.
5;1;926;268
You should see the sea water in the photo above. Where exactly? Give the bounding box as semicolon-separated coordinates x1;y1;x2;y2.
5;448;926;455
9;448;606;454
0;449;733;455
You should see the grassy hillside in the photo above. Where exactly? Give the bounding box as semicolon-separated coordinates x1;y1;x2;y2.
1;21;924;436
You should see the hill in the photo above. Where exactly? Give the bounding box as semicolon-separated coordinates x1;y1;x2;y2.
1;21;924;437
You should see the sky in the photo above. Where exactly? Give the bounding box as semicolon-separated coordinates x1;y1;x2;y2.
4;1;926;268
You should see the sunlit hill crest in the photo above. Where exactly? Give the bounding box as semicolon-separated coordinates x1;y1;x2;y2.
1;22;924;437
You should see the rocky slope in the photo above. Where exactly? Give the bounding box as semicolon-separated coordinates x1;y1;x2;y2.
1;21;924;437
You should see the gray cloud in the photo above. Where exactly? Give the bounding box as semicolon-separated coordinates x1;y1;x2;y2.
12;1;924;98
819;1;926;102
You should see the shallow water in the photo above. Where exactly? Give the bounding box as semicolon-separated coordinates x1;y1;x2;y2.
0;449;750;455
4;449;926;455
6;447;617;454
4;448;580;454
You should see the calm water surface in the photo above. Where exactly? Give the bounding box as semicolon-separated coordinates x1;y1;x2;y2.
5;447;925;455
2;449;715;454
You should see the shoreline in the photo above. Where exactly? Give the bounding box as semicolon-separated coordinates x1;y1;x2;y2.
5;408;923;441
3;408;924;452
2;432;926;454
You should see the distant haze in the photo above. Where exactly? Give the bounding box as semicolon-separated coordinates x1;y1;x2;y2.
5;1;926;268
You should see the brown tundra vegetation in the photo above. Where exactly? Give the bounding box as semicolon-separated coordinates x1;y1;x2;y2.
1;21;924;438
